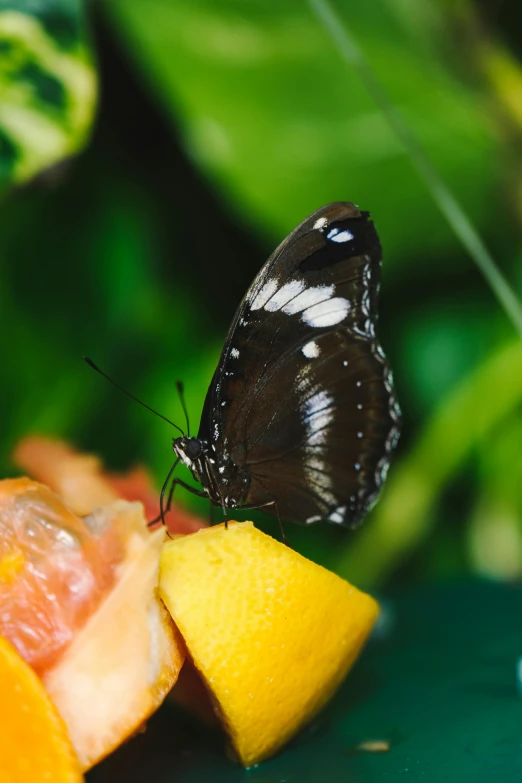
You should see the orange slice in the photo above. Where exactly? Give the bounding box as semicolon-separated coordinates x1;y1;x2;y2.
0;478;122;673
159;521;379;767
0;475;185;771
0;633;82;782
14;435;205;533
12;438;118;515
44;501;185;770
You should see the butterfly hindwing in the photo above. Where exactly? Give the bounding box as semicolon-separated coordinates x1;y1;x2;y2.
198;202;400;526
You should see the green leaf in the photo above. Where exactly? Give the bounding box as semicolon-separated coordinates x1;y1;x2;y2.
0;0;97;190
467;413;522;580
103;0;499;267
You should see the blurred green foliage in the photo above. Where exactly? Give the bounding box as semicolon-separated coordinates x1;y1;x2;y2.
105;0;501;263
0;0;96;190
1;0;522;584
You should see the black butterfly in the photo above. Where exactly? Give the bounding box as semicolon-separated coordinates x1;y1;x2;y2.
164;201;401;530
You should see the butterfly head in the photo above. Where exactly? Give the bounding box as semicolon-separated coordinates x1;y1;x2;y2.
173;436;206;469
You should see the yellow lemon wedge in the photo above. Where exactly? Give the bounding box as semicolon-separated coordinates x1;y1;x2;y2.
159;521;379;767
0;634;82;782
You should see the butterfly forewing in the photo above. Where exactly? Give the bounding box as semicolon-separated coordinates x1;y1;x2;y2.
198;202;400;527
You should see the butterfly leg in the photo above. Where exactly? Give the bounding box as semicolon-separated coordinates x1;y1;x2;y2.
273;504;289;548
166;478;208;502
148;477;207;528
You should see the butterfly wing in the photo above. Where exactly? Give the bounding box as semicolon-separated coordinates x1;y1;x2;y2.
198;202;401;526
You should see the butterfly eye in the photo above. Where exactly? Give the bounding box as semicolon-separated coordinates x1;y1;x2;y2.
185;439;203;460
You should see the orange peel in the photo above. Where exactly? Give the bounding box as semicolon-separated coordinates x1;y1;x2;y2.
159;521;379;767
0;633;82;782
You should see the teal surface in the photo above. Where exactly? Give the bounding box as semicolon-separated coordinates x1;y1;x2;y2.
87;581;522;782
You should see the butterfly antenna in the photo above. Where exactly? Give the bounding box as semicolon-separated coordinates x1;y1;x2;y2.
84;357;184;436
176;381;190;437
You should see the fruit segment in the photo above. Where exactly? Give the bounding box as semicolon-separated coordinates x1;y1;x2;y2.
14;436;205;533
13;439;119;515
0;478;122;673
42;501;186;771
159;522;379;767
0;473;186;772
0;634;82;782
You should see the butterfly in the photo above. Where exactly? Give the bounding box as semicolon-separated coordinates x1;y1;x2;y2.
165;201;401;531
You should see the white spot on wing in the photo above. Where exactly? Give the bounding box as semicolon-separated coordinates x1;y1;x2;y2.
313;216;328;230
282;284;334;315
302;297;350;328
250;278;278;310
230;347;240;359
304;390;333;446
327;227;353;243
376;456;390;486
328;506;347;524
295;369;337;507
296;364;313;395
304;455;336;506
361;290;371;316
264;280;306;312
302;340;320;359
